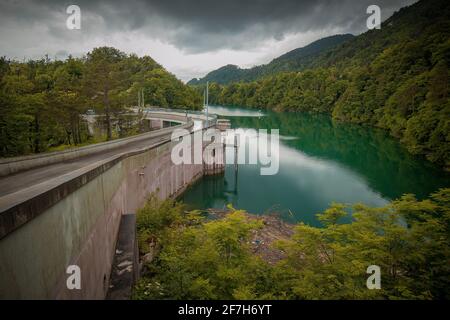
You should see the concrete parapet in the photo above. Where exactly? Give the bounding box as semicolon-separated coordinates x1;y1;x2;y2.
0;121;193;177
0;121;224;299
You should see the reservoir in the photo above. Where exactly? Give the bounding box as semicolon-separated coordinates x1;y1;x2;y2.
180;105;450;226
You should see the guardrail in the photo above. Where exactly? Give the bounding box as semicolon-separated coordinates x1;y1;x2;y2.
0;120;191;177
144;107;218;124
144;107;208;115
0;108;217;177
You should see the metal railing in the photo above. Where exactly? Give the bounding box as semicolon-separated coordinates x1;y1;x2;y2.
143;107;217;125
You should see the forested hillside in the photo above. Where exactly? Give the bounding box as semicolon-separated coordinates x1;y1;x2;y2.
202;0;450;169
0;47;201;157
187;34;354;85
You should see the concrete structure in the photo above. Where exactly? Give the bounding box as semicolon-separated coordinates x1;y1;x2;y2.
216;119;231;131
106;213;139;300
0;109;221;299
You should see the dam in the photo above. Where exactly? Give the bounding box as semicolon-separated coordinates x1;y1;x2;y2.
0;109;223;299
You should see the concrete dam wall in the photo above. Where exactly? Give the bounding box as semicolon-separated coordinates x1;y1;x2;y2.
0;116;223;299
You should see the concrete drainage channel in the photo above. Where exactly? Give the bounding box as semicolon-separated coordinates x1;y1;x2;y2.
106;213;139;300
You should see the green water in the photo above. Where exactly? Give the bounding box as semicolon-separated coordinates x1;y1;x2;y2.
180;106;450;226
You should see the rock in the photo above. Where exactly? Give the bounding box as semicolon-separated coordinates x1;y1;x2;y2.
142;251;155;264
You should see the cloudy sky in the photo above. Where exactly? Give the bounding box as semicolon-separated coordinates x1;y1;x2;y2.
0;0;416;81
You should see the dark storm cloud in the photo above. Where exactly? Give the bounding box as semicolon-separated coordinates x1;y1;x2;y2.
0;0;415;54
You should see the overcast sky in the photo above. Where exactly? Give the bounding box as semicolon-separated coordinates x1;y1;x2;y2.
0;0;416;81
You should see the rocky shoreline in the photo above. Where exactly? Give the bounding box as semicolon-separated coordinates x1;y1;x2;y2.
207;209;295;264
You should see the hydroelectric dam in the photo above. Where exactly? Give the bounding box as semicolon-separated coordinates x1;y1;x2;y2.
0;109;225;299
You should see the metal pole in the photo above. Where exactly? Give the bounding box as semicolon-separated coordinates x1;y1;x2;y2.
234;134;238;172
138;90;141;110
206;81;209;128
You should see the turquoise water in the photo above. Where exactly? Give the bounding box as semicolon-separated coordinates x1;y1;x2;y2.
180;106;450;226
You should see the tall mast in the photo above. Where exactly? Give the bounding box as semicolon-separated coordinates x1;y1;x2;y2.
206;81;209;127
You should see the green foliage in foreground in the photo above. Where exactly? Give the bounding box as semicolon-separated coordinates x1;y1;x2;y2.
0;47;201;157
133;189;450;300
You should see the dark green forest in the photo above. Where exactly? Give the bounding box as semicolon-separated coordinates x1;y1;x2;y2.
188;34;354;85
134;189;450;300
227;112;448;200
0;47;201;157
196;0;450;169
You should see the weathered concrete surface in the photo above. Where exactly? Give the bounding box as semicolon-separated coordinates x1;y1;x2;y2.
0;108;219;299
106;213;139;300
0;133;207;299
0;124;191;239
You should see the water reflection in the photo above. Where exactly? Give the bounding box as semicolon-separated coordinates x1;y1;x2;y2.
181;106;450;226
205;105;265;117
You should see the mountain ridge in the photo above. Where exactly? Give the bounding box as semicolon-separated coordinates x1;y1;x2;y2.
200;0;450;168
188;34;354;85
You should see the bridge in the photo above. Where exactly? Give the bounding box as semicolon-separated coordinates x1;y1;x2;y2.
0;109;223;299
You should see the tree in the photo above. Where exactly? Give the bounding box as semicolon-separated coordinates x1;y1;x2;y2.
52;57;87;145
134;189;450;300
84;47;128;140
194;0;450;169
